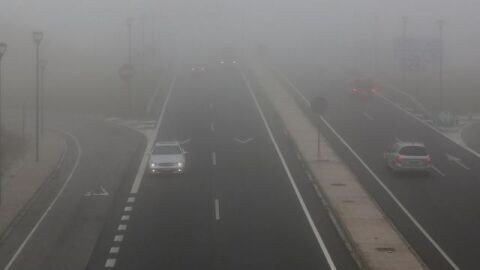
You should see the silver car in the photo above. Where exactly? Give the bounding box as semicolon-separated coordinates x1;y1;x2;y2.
384;142;432;173
148;141;186;174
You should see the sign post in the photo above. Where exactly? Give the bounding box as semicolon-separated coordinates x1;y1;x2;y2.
311;97;328;160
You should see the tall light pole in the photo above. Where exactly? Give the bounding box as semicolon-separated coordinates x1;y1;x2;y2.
0;42;7;204
39;59;47;138
437;20;444;112
126;18;133;66
33;31;43;162
400;16;408;93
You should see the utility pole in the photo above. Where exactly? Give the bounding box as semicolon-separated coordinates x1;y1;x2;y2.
33;31;43;162
400;16;408;93
0;42;7;205
39;59;47;138
437;19;444;112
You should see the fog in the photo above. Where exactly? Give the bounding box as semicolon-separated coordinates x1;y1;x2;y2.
1;0;480;114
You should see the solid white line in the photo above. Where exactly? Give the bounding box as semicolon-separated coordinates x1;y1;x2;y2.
130;75;177;194
363;112;375;121
109;247;120;254
4;131;82;270
212;152;216;166
214;199;220;220
278;69;459;270
210;122;215;132
105;258;116;268
240;71;337;270
432;166;446;177
114;235;124;242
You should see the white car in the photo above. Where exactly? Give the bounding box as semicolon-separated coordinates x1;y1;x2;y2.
384;142;431;173
148;141;186;174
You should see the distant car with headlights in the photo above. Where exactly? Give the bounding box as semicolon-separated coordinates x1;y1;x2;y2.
351;78;376;100
191;66;206;73
384;142;432;173
148;141;186;174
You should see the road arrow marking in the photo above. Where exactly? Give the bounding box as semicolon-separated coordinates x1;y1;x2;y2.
446;154;470;170
234;137;254;144
84;185;109;197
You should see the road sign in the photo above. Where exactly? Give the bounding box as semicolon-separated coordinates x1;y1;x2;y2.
311;97;328;115
119;64;136;80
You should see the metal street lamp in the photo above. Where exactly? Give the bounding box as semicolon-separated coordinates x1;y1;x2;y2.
0;42;7;204
33;31;43;162
39;59;47;138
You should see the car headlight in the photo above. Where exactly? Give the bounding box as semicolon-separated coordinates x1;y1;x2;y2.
150;163;156;168
178;162;184;167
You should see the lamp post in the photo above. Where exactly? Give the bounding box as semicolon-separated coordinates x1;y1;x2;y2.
39;59;47;138
0;42;7;204
33;31;43;162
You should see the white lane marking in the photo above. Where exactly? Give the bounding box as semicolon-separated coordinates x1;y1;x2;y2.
432;165;446;177
121;215;130;221
130;75;177;194
363;112;375;121
147;77;166;114
212;152;216;166
210;122;215;132
105;258;116;268
446;153;470;170
214;199;220;220
180;138;191;145
4;131;82;270
114;235;124;242
240;71;337;270
278;72;459;270
118;224;127;231
109;247;120;254
306;171;315;182
124;206;133;212
127;197;135;203
233;137;254;144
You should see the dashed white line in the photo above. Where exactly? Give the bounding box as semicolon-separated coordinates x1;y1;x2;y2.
214;199;220;220
121;215;130;221
118;224;127;231
363;112;375;121
124;206;133;212
212;152;216;166
105;258;116;268
432;165;446;177
109;247;120;254
114;235;124;242
127;197;135;203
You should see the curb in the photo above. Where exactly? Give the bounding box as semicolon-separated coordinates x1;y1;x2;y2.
0;130;68;243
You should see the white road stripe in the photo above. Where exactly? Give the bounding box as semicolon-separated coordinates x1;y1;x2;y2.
130;75;177;194
124;206;133;212
212;152;216;166
118;224;127;231
277;70;459;270
363;112;375;120
4;132;82;270
240;71;337;270
214;199;220;220
105;258;116;268
109;247;120;254
432;166;446;177
127;197;135;203
121;215;130;221
114;235;124;242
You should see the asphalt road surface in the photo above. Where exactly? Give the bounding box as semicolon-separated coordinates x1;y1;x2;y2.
86;64;358;270
275;60;480;270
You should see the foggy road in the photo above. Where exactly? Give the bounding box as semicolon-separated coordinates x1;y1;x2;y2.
275;62;480;270
85;64;358;270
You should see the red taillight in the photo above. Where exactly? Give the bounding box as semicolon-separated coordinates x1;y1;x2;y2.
352;88;359;93
425;155;432;164
395;155;402;163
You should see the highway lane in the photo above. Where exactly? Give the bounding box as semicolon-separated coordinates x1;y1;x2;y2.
276;62;480;269
86;64;358;270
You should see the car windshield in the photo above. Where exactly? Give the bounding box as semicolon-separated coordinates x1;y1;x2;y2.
399;146;427;156
153;145;181;155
